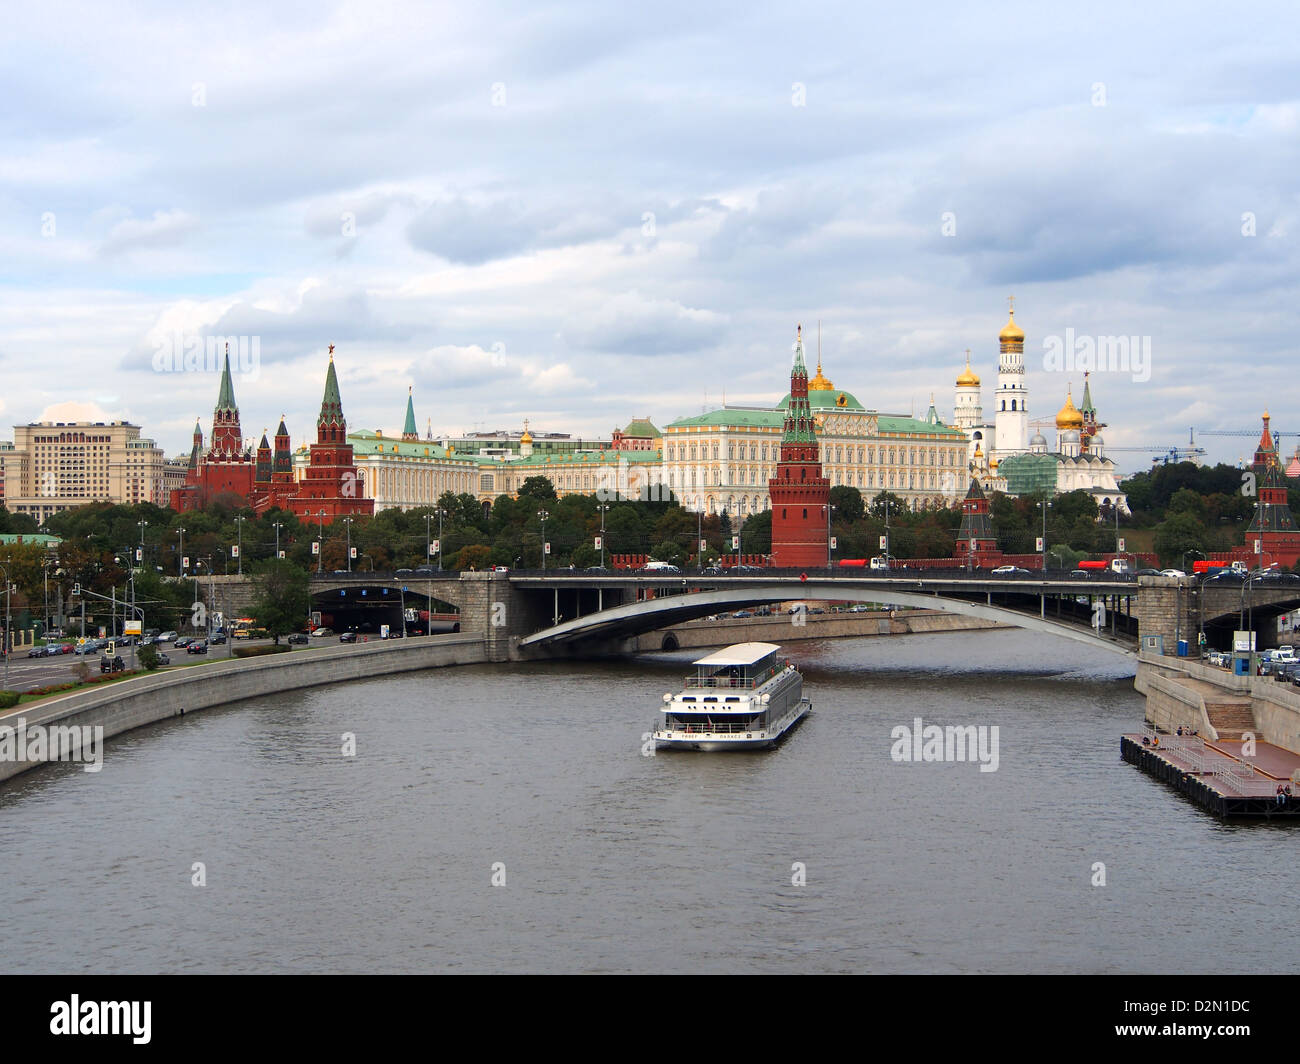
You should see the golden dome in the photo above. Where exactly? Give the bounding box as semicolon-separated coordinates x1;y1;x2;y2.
999;309;1024;344
989;457;999;469
808;357;834;391
520;418;533;445
1055;387;1084;430
956;351;980;388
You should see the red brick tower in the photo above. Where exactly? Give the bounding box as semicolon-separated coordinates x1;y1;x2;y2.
288;345;374;522
1246;411;1300;566
769;325;830;567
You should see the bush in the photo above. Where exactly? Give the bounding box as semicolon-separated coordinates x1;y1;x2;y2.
0;690;20;709
138;643;160;671
73;661;92;683
232;644;291;658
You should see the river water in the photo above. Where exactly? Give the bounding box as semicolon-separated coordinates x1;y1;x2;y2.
1;629;1295;974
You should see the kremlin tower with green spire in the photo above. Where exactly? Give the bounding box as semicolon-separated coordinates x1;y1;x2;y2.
768;325;830;567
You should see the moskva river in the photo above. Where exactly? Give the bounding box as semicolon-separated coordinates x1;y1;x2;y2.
2;629;1295;973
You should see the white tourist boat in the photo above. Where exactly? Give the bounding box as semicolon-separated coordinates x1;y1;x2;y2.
652;642;810;751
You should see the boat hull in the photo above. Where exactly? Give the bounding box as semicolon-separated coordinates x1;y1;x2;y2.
654;699;810;751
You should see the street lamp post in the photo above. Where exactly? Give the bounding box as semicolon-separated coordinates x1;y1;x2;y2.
697;509;703;573
538;510;550;571
177;528;186;577
343;517;354;573
597;503;610;570
1039;497;1051;572
0;564;11;691
437;508;446;572
316;511;325;574
234;515;245;576
138;519;148;570
273;521;283;560
826;504;836;569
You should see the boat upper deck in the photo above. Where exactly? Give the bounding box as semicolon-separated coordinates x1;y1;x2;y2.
684;642;790;690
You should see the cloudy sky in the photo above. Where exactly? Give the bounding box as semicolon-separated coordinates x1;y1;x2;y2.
2;0;1297;472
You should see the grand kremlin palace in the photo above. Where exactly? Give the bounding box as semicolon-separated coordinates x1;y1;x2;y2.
660;352;969;518
309;388;664;512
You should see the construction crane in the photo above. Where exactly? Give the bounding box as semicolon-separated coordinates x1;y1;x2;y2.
1195;427;1300;448
1106;445;1206;466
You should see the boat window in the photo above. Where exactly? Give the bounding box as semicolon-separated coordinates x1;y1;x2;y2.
725;696;739;701
703;696;717;702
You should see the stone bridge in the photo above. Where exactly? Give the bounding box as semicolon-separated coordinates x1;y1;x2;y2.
189;570;1300;662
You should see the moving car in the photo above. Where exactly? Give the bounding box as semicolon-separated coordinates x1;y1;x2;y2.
1160;568;1187;579
157;631;178;643
187;640;208;655
174;636;194;649
99;655;125;674
991;565;1030;575
339;631;358;643
210;633;227;645
288;633;309;645
310;627;333;637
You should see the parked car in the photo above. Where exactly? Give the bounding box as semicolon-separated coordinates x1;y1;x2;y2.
339;631;358;643
414;566;436;575
288;633;309;645
585;565;610;573
27;647;45;658
808;607;826;614
311;627;333;637
158;631;178;643
395;568;413;577
187;641;208;655
731;610;753;618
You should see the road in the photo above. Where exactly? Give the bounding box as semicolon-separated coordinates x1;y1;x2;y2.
1;633;426;693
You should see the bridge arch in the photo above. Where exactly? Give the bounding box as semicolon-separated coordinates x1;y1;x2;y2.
518;581;1136;657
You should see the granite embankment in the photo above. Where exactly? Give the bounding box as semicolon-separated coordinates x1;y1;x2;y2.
0;634;487;784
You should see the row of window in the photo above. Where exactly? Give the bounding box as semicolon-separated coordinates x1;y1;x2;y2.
668;442;961;466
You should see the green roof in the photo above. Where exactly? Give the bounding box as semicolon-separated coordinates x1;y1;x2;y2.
318;356;343;426
349;430;459;460
667;408;784;429
215;348;237;412
876;415;965;437
403;390;418;437
780;389;865;411
621;418;661;438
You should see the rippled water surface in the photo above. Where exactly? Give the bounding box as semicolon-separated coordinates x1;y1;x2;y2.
2;629;1295;973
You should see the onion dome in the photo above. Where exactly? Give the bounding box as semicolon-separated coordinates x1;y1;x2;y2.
1055;386;1084;430
956;351;980;388
1030;430;1047;448
999;308;1024;344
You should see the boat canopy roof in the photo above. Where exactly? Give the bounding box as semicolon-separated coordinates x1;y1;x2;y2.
692;642;781;668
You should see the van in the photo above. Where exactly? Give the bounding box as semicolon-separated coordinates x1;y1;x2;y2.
641;561;681;573
1230;561;1248;575
869;556;891;570
1110;558;1131;574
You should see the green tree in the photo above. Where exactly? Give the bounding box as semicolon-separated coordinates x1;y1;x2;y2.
518;476;558;504
250;559;311;644
650;540;685;566
1152;512;1208;567
829;485;864;522
137;642;160;671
